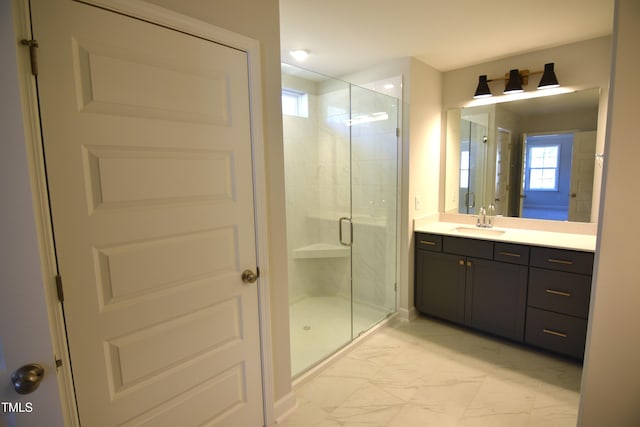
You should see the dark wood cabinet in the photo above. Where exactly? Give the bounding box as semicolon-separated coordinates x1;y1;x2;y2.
415;233;527;342
414;231;594;359
415;250;466;324
467;258;528;341
524;247;593;359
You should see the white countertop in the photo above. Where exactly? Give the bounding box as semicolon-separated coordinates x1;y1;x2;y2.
415;221;596;252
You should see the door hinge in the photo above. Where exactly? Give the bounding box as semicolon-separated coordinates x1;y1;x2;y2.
396;127;400;138
394;282;397;291
20;39;39;76
55;358;63;370
55;274;64;302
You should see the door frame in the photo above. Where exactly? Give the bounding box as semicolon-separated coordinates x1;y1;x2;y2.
12;0;275;425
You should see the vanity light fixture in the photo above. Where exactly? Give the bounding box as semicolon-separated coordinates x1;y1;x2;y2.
473;62;560;98
538;63;559;89
503;69;524;94
473;75;492;98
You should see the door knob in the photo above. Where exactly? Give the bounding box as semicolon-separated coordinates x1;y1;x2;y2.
241;269;258;284
11;364;45;395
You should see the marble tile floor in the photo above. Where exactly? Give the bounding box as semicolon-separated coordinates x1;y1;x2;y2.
278;315;582;427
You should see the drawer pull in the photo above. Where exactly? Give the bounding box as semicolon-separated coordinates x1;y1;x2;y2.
547;258;573;265
499;251;521;258
543;328;568;338
458;259;464;266
545;289;572;297
419;240;436;246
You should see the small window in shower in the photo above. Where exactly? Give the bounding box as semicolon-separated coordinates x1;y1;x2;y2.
282;88;308;117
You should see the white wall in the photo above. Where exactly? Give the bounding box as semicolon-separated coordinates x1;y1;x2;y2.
578;0;640;424
405;58;443;316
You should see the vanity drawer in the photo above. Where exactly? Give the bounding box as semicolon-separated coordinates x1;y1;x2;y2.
525;307;588;359
443;236;493;260
494;242;530;265
530;247;594;275
416;233;442;252
528;268;591;318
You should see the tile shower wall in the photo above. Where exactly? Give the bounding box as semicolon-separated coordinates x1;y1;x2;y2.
350;88;398;313
283;73;351;303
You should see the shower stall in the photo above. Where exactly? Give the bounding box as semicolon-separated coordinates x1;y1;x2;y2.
281;65;399;377
458;117;488;215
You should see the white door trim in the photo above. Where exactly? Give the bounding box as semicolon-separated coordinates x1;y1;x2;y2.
12;0;275;425
12;0;79;425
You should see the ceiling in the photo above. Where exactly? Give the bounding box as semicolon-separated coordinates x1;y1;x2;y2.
279;0;614;77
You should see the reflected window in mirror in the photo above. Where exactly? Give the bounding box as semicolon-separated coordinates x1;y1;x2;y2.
528;145;560;191
460;151;469;189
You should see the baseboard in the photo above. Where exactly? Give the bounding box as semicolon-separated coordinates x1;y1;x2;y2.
273;391;297;424
397;306;418;322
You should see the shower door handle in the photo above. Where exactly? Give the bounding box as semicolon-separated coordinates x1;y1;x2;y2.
465;192;475;209
338;217;353;247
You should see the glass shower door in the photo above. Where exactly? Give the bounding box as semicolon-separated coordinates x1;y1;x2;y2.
350;85;398;336
459;118;487;214
282;66;353;376
282;64;399;377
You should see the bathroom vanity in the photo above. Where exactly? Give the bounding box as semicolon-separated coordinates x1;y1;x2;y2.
414;224;595;359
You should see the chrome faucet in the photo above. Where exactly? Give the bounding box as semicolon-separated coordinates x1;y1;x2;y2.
476;205;495;228
477;206;486;228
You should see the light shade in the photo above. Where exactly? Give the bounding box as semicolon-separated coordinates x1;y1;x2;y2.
474;75;492;98
538;62;559;89
504;69;523;94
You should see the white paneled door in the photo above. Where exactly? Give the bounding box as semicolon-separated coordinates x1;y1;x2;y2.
31;0;264;425
569;131;597;222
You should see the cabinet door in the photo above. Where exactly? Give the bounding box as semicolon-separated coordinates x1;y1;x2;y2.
415;250;466;324
467;258;528;341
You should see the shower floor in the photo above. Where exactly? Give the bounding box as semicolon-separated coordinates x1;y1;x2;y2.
289;295;390;377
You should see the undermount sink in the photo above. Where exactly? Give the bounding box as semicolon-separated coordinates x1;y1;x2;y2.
451;226;507;237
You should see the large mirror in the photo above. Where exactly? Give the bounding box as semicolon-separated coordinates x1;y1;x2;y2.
445;88;602;222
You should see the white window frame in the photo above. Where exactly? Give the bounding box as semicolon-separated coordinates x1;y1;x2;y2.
460;150;470;189
527;144;560;191
281;88;308;117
